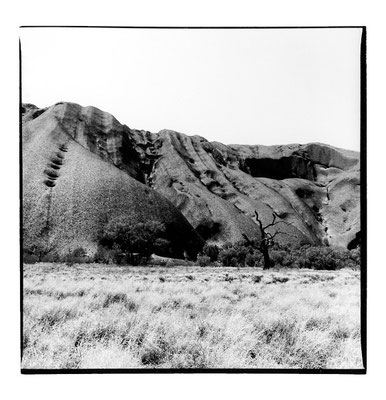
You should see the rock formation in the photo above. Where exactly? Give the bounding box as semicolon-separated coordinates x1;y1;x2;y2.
22;103;204;258
22;102;361;256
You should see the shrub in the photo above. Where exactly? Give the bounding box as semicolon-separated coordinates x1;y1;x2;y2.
41;252;60;263
98;218;172;264
245;253;256;267
218;241;248;267
139;257;149;266
252;275;262;283
283;245;361;271
93;245;117;264
215;240;361;271
218;248;234;266
71;247;86;258
337;247;361;269
350;247;361;265
153;238;172;257
211;261;223;268
202;243;219;262
140;346;165;366
197;254;211;267
298;247;338;270
22;238;58;262
270;249;286;266
270;276;290;284
229;257;238;267
63;247;90;266
22;249;39;264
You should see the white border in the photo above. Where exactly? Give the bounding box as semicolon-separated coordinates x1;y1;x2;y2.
2;1;385;399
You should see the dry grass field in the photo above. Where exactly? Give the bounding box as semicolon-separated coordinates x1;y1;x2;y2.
22;263;363;369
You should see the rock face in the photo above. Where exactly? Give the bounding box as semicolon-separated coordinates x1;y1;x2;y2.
22;102;361;255
22;103;204;258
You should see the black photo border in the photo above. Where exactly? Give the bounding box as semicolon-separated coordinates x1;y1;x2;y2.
19;25;367;375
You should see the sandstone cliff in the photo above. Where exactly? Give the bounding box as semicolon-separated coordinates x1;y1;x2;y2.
22;102;360;254
22;103;204;258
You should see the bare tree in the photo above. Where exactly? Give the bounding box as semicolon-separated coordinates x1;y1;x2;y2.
243;210;292;270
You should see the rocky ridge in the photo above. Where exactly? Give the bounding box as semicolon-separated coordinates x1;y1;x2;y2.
22;102;360;255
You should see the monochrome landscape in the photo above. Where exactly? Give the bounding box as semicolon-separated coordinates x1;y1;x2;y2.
21;28;363;371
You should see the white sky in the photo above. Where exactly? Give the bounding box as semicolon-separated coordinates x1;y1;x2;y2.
20;27;362;150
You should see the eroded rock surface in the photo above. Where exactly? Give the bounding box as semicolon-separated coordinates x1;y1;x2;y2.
22;102;361;252
22;103;204;258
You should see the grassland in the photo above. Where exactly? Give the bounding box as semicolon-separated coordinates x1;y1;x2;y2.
22;263;363;369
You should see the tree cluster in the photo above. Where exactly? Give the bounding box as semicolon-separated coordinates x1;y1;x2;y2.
23;209;361;271
98;217;172;264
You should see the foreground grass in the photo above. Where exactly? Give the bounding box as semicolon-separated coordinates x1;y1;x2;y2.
22;263;363;369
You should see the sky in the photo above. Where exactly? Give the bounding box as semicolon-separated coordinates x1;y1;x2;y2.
20;27;362;150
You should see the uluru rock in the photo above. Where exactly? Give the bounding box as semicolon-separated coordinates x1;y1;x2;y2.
22;102;361;254
147;134;360;248
22;102;204;258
